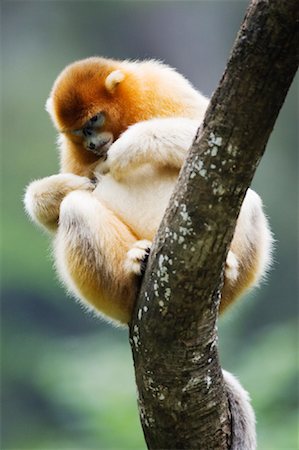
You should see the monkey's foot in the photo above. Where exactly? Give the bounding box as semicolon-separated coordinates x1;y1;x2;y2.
225;250;239;282
125;240;152;275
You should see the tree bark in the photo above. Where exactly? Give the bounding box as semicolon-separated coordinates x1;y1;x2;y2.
129;1;298;449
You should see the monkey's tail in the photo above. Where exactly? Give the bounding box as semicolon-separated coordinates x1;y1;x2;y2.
223;370;257;450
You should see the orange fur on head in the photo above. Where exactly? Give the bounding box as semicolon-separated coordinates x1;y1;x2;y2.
47;58;145;175
48;58;122;130
46;57;207;176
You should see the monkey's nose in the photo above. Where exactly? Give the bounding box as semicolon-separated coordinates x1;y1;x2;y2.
88;143;96;150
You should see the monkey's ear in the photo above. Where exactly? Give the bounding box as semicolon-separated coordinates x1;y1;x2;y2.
45;97;54;116
45;96;58;127
105;70;125;93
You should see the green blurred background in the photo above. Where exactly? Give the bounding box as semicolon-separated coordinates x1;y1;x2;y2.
1;1;298;449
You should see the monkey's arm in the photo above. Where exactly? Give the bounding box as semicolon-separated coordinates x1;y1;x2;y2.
24;173;95;232
99;118;199;180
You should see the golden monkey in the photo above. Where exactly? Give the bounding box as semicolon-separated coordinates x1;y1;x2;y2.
24;58;273;447
24;57;272;325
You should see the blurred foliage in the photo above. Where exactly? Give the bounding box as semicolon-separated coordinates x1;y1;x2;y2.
1;1;298;449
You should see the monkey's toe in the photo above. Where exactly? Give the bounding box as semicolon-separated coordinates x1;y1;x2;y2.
125;240;152;275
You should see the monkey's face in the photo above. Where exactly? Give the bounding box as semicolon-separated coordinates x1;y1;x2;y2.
69;111;113;159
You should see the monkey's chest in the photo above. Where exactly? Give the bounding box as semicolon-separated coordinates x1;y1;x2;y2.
94;166;177;240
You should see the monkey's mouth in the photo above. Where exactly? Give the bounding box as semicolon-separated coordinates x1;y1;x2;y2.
86;134;113;158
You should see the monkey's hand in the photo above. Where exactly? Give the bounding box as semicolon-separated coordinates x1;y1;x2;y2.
97;118;199;180
24;173;95;233
96;125;145;180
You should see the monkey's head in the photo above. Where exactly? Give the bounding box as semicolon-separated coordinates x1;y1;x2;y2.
46;57;149;175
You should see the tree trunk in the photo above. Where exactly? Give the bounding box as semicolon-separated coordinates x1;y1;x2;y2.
129;1;298;449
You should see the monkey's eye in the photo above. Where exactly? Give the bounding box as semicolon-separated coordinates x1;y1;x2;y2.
87;112;105;127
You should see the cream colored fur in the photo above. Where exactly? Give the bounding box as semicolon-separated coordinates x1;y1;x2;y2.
94;118;272;295
24;117;272;320
24;173;95;232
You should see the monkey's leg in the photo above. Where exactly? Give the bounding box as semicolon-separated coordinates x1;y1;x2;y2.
54;190;140;324
24;173;94;232
221;189;273;312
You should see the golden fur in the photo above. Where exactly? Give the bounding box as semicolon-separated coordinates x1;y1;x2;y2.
24;57;272;324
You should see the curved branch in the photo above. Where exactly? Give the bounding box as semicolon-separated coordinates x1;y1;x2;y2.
130;1;298;448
